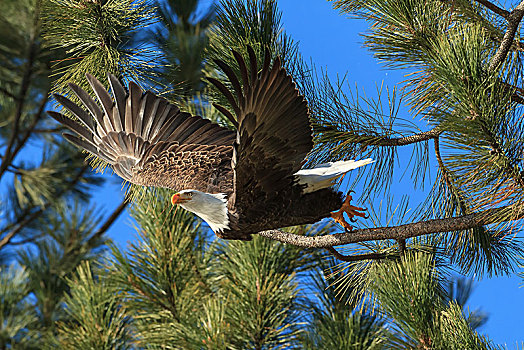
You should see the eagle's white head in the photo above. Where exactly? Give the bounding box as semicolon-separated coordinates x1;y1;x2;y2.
171;190;230;233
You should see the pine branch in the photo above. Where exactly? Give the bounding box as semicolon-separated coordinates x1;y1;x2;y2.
325;246;388;261
489;1;524;70
86;199;128;247
0;36;38;181
10;199;127;249
441;0;524;53
256;205;522;248
0;86;18;100
8;86;50;164
474;0;510;19
366;127;441;146
0;163;90;249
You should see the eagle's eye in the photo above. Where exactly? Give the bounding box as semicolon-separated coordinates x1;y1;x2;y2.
187;192;193;197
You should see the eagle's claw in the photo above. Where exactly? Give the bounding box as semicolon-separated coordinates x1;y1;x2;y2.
330;193;368;231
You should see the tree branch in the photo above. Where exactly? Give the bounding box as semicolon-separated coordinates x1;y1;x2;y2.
336;127;441;148
489;1;524;71
0;86;17;100
474;0;510;19
0;163;90;250
8;86;50;162
87;199;128;246
397;238;406;255
0;37;38;181
325;246;388;261
434;137;454;191
373;128;441;146
0;210;43;249
434;136;470;214
256;206;521;248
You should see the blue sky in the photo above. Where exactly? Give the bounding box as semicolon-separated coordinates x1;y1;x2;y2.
96;0;524;346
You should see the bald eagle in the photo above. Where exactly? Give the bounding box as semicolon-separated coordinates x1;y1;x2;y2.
48;48;372;240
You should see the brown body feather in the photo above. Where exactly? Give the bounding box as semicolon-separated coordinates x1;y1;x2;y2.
49;49;344;241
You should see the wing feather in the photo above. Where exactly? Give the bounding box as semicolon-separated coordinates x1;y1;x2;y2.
63;133;114;163
68;82;107;136
86;73;114;129
108;74;126;131
53;94;95;133
51;74;236;191
206;77;240;120
211;48;314;208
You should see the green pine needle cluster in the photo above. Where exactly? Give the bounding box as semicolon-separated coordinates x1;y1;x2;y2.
43;0;158;96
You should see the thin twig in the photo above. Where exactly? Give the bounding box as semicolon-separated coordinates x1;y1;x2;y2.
0;37;38;181
434;137;456;194
0;210;43;249
325;246;387;261
256;205;522;248
433;138;468;213
9;87;51;161
86;199;128;246
489;1;524;71
0;86;17;100
335;127;441;148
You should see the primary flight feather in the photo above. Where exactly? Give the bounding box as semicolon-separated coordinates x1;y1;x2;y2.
49;47;372;240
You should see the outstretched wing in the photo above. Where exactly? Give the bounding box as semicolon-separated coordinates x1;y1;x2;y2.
208;48;313;207
49;74;236;193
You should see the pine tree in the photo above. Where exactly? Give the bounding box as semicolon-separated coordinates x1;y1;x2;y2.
0;0;154;344
150;0;216;97
2;0;523;348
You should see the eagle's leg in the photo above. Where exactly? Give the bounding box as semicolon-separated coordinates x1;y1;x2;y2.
331;193;367;231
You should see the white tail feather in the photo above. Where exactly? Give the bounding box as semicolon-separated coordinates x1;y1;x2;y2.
295;158;374;193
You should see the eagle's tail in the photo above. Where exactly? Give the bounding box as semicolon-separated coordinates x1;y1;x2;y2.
295;158;374;194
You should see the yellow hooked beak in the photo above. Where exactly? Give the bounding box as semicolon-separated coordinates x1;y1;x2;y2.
171;193;191;205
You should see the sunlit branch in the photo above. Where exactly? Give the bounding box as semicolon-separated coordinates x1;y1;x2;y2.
322;127;441;148
257;205;522;248
489;1;524;70
474;0;510;19
370;128;441;146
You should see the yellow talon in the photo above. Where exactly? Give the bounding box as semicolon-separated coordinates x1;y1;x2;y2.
331;193;367;231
